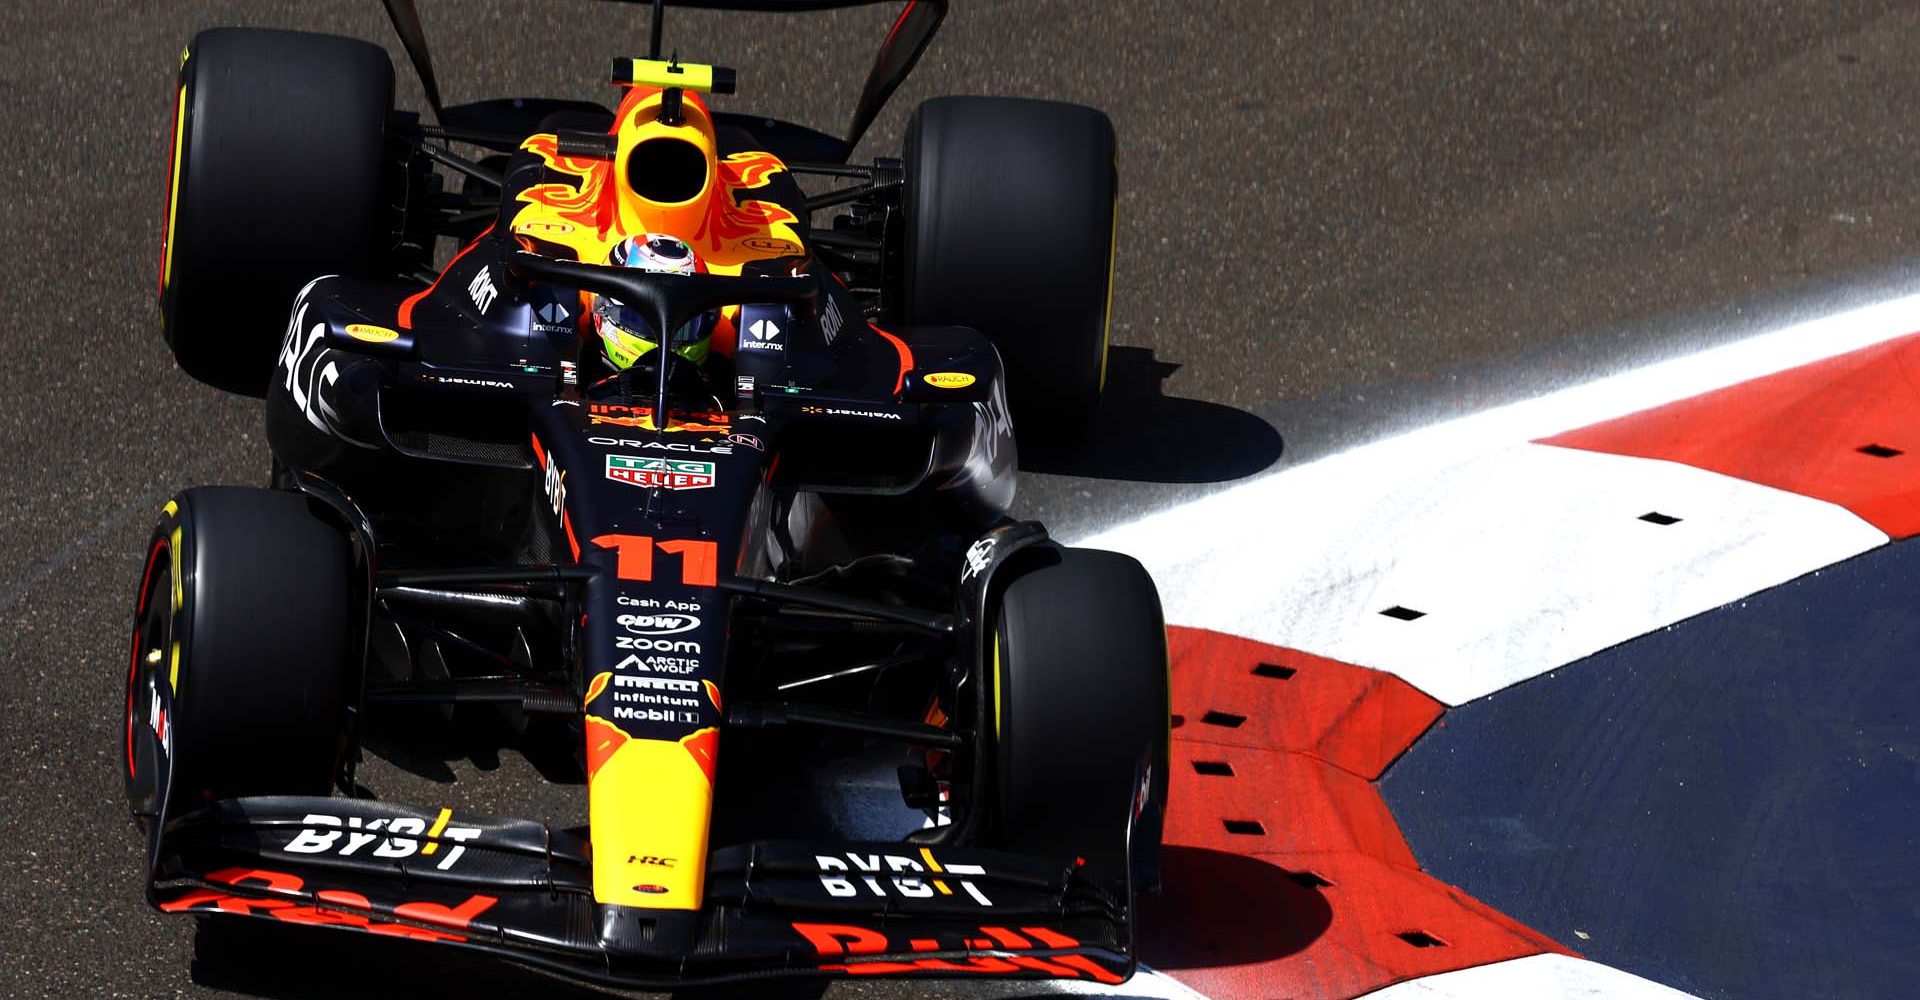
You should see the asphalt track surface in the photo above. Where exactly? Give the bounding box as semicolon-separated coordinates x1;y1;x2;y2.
6;1;1920;997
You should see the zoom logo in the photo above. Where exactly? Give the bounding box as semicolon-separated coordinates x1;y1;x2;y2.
614;636;701;653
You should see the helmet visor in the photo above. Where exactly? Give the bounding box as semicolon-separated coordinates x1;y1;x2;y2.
595;298;712;368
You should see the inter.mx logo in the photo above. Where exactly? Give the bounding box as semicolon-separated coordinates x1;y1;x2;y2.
740;316;783;353
607;455;714;490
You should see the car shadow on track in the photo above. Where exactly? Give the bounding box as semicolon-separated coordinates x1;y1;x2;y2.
358;705;585;788
1135;846;1333;968
983;846;1334;998
1021;347;1284;483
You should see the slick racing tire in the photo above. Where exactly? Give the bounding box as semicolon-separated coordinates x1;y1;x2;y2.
124;488;353;833
159;28;393;395
904;96;1118;450
989;547;1169;890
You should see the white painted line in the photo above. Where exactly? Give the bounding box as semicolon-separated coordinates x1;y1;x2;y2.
1073;293;1920;704
1355;953;1702;999
1093;442;1884;704
1055;965;1215;1000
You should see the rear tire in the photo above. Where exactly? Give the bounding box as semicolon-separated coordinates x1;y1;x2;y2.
903;97;1118;449
159;28;393;395
124;487;354;833
989;547;1168;889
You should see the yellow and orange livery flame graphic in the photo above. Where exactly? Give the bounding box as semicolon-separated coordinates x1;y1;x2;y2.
515;132;614;234
512;88;802;274
586;721;723;909
584;715;627;780
584;670;614;710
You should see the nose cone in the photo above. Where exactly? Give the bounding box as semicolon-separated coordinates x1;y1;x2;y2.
613;88;719;238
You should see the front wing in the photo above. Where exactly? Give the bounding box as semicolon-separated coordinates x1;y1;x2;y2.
149;797;1133;987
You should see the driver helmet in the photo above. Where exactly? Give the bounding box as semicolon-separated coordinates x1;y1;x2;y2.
591;234;718;370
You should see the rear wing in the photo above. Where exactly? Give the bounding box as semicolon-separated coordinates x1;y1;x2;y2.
378;0;946;154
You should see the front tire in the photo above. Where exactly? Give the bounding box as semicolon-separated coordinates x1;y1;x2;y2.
159;28;393;395
989;547;1168;890
124;487;354;837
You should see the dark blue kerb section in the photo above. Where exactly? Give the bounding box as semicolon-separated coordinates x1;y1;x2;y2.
1381;540;1920;1000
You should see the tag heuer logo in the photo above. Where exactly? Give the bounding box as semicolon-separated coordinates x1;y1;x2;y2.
607;455;716;490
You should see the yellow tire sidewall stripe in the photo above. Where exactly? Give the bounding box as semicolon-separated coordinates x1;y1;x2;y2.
161;81;188;293
991;630;1003;740
1098;188;1118;393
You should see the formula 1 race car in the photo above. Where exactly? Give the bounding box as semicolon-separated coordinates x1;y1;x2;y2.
126;0;1167;989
